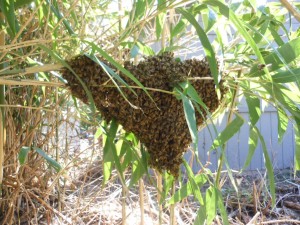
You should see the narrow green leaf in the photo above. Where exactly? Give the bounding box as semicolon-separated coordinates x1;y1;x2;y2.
102;120;119;184
205;187;217;225
244;93;261;126
194;206;206;225
277;107;289;143
217;189;229;225
46;0;74;35
242;127;259;170
255;127;275;206
294;121;300;172
182;160;204;205
168;174;207;205
33;147;62;172
204;0;266;70
18;146;31;165
161;172;175;202
38;44;96;114
211;115;244;150
181;93;198;149
14;0;34;9
0;0;16;36
156;12;166;40
249;37;300;77
177;8;219;88
272;68;300;83
84;41;154;103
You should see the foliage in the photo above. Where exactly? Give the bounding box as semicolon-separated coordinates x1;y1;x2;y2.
0;0;299;224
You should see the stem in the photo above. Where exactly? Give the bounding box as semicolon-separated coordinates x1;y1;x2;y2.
0;12;6;197
215;70;241;188
170;181;176;225
280;0;300;22
139;178;145;225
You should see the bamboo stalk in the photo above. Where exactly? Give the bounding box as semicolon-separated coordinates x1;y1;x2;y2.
280;0;300;22
0;12;6;197
170;181;176;225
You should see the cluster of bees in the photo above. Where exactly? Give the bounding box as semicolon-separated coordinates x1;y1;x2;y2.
62;52;226;176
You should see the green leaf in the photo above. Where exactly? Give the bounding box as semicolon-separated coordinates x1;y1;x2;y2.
177;8;219;88
211;115;244;150
0;0;16;37
217;189;229;225
244;93;261;126
18;146;31;165
202;7;217;33
249;37;300;77
194;206;206;225
204;0;266;71
38;44;97;115
102;120;119;184
33;147;62;172
205;187;217;225
168;174;207;205
242;127;259;170
14;0;33;9
272;68;300;83
156;12;166;40
180;91;198;149
277;107;289;143
182;160;204;205
255;127;275;206
84;41;154;103
294;121;300;172
46;0;74;35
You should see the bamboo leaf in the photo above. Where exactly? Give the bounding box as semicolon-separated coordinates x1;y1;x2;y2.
272;68;300;83
182;160;204;205
179;90;198;149
0;0;16;37
294;121;300;172
38;44;97;114
18;146;31;165
204;0;266;69
156;12;166;40
242;127;258;170
211;115;244;150
46;0;74;35
217;189;229;225
33;147;62;172
277;106;289;143
249;37;300;77
168;174;207;205
194;206;206;225
84;41;154;103
14;0;34;9
244;93;261;126
255;127;275;206
177;8;219;88
102;120;119;184
205;186;217;225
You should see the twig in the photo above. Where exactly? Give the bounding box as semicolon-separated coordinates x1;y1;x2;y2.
246;212;260;225
280;0;300;22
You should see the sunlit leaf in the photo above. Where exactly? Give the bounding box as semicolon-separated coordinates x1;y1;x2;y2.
249;37;300;77
177;7;219;88
211;115;244;150
245;93;261;126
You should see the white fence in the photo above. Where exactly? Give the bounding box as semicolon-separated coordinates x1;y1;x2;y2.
185;96;296;172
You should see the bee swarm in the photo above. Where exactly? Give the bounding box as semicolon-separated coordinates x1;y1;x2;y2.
62;52;226;176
